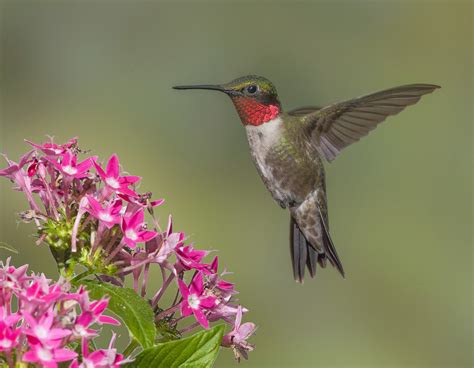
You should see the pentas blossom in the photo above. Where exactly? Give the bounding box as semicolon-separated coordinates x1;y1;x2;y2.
121;209;158;249
222;305;257;362
86;196;122;229
94;154;141;197
70;336;123;368
50;151;95;179
0;259;119;368
0;137;256;363
178;272;218;329
26;137;77;156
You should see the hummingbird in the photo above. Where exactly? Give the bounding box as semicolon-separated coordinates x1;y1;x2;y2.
173;76;439;282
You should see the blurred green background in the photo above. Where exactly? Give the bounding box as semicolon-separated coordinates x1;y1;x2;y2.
0;1;472;367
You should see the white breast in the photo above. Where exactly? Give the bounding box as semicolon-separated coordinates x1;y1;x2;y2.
245;117;287;202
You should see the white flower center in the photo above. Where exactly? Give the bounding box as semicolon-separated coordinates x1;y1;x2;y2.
74;324;88;337
99;212;113;222
106;177;120;189
34;326;48;339
188;294;200;310
0;339;11;348
63;165;77;175
37;347;53;361
84;360;96;368
125;229;138;241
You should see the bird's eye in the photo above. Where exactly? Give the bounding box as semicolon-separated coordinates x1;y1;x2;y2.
246;85;258;94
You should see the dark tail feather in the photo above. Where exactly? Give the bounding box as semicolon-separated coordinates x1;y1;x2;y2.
290;217;318;282
306;244;318;278
318;208;345;277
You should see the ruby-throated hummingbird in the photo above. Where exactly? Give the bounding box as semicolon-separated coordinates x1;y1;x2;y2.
173;76;439;282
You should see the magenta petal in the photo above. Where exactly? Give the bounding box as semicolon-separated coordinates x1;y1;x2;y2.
124;237;137;249
75;158;93;173
210;256;218;273
127;210;144;229
217;280;234;290
119;175;141;185
90;299;108;314
110;199;123;215
181;303;192;317
43;362;58;368
49;328;72;340
86;196;103;214
177;278;190;299
117;186;138;198
93;160;107;179
22;350;37;363
0;165;19;177
139;230;158;243
98;315;121;326
106;154;120;178
61;152;72;166
150;198;165;207
193;308;209;329
53;348;78;362
200;296;218;309
190;272;204;294
166;215;173;236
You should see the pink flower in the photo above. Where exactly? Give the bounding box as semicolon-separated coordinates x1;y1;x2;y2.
86;196;122;229
208;303;247;324
51;151;94;178
24;310;71;346
0;150;35;180
93;154;141;197
221;305;256;361
18;274;63;307
0;151;40;212
23;341;77;368
0;307;21;351
26;137;77;156
70;336;123;368
121;209;157;249
178;272;217;329
71;288;120;339
118;192;164;208
175;244;209;271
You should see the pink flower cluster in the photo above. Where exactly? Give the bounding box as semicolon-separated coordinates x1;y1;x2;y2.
0;137;256;361
0;258;122;368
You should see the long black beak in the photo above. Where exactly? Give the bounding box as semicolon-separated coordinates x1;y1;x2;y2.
172;84;225;92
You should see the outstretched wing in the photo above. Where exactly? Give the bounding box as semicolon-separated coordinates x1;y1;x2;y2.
301;84;440;162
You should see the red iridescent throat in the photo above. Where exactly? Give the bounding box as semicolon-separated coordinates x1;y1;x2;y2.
231;97;280;126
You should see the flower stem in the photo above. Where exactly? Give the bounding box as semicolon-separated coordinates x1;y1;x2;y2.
71;269;94;283
151;273;175;307
178;321;200;335
155;303;181;321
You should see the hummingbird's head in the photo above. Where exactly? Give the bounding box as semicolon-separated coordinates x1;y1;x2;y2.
173;75;282;126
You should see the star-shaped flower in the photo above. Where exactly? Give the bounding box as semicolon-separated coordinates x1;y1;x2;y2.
93;154;140;197
177;272;217;329
121;209;157;249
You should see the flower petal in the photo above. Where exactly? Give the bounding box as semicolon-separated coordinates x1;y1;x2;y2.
192;308;209;329
53;348;78;362
98;315;121;326
106;154;120;178
177;278;190;299
238;322;257;340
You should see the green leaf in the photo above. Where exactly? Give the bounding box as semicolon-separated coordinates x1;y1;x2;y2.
127;324;225;368
81;280;156;349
